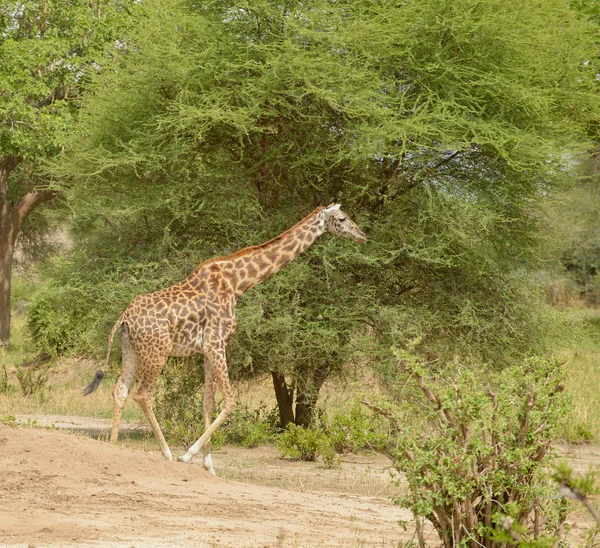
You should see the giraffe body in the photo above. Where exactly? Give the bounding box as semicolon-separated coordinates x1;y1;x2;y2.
84;204;366;473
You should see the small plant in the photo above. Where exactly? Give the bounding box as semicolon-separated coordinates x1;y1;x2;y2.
1;415;18;427
15;366;48;397
552;461;600;547
154;357;205;448
564;421;594;444
224;404;277;448
326;402;387;454
0;364;8;394
277;423;339;467
155;358;278;450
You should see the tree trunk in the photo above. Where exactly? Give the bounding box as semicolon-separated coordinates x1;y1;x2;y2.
270;370;295;430
294;368;327;428
0;157;19;346
0;213;16;344
271;366;329;429
0;156;56;345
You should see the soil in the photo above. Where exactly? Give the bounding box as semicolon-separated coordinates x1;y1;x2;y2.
2;416;599;547
0;417;426;548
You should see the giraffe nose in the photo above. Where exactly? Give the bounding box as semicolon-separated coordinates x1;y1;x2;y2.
355;232;367;243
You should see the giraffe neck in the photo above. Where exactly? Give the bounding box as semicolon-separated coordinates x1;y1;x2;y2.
219;207;325;296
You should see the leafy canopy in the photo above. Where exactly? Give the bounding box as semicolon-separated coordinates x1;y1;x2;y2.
31;0;600;380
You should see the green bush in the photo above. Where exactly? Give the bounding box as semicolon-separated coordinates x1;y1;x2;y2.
277;423;339;468
327;402;387;454
370;352;570;547
27;282;96;356
153;357;206;449
223;404;278;448
27;251;168;357
154;357;279;450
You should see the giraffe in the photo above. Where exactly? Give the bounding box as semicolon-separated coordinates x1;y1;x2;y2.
83;204;366;474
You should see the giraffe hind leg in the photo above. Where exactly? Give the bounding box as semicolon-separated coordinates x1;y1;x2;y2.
132;354;173;461
110;328;139;444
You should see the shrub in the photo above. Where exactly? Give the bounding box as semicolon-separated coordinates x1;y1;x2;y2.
367;352;570;547
154;357;278;450
153;357;206;449
326;402;388;454
15;366;48;397
223;404;278;448
277;423;338;467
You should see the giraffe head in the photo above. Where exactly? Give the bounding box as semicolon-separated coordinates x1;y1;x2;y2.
320;204;367;243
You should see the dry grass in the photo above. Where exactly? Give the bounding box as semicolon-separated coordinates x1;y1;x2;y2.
0;313;144;421
558;308;600;442
563;346;600;441
214;445;401;498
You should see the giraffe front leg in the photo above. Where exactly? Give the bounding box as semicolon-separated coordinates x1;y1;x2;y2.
178;345;235;468
200;362;217;474
111;328;139;444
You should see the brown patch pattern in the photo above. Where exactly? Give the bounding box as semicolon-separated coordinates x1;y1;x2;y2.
99;205;366;469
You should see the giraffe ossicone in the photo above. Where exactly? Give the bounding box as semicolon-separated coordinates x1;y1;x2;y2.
83;205;366;473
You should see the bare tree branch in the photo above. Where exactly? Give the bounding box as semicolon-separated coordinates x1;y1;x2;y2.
13;189;58;228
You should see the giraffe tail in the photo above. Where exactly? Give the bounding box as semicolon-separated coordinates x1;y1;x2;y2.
82;370;105;396
82;312;126;396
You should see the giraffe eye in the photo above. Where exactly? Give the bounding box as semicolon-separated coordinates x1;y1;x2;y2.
339;216;346;222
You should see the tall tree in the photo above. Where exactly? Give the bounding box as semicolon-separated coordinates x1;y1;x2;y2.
32;0;600;426
0;0;136;344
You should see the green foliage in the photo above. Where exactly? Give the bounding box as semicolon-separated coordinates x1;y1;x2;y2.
276;404;387;466
327;402;387;455
277;423;338;467
0;0;137;161
153;356;206;449
572;0;600;24
373;352;569;547
27;0;600;429
224;404;278;448
0;0;139;276
153;356;277;449
27;279;100;356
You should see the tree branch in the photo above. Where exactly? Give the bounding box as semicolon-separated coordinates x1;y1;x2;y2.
13;189;58;228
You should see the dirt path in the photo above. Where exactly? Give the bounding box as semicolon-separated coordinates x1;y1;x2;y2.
3;417;600;547
0;421;428;547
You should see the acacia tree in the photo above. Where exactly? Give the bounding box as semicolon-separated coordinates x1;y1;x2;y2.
0;0;136;344
32;0;599;427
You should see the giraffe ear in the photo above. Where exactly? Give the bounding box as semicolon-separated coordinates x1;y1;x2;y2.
325;203;341;212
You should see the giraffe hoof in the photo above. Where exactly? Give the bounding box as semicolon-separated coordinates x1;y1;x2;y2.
178;454;191;464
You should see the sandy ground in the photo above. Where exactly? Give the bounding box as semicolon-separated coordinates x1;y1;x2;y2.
3;416;600;547
0;418;430;548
